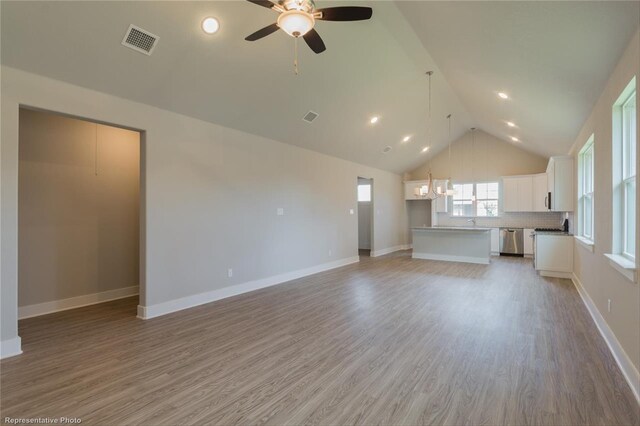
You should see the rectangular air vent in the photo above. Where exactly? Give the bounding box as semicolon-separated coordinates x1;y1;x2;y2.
121;25;159;55
303;111;319;123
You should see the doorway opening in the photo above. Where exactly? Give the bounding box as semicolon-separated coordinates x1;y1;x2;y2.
357;177;374;257
18;108;142;322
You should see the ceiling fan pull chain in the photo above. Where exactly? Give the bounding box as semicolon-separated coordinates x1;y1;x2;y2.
294;37;299;75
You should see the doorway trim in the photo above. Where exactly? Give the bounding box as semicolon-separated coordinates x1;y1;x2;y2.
14;107;147;329
356;176;375;255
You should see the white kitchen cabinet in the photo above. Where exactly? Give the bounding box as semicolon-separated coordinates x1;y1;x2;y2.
532;173;548;211
535;234;573;277
490;228;500;254
404;180;429;201
434;180;448;213
517;178;533;212
404;180;448;212
524;228;534;255
546;156;574;212
502;176;533;212
502;178;519;212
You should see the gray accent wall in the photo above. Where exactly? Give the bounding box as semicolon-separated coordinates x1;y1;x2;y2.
18;109;140;307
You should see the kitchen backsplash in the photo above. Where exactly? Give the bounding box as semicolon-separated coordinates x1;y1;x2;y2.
436;212;565;229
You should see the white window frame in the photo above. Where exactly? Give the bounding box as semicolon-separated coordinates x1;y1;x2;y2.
612;77;636;264
450;181;500;218
451;182;475;217
475;181;500;218
622;91;636;260
578;135;594;242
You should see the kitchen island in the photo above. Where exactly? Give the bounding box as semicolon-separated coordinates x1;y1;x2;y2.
412;227;492;264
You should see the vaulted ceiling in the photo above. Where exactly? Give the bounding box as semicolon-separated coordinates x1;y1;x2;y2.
1;1;638;174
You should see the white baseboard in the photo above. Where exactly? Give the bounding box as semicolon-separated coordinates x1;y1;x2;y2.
1;336;22;359
412;252;490;265
19;286;139;319
571;273;640;404
138;256;360;320
539;270;573;279
371;244;411;257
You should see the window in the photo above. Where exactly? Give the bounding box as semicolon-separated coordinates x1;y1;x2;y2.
451;182;499;217
578;136;594;241
476;182;499;217
452;183;474;216
357;184;371;202
613;78;636;261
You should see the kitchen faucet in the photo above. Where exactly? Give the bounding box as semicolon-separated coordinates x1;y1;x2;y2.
467;218;477;226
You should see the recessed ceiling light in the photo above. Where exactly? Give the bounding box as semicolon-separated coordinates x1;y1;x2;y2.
202;17;220;34
370;116;379;124
511;136;519;142
421;146;429;153
403;136;411;142
498;92;509;99
506;121;515;127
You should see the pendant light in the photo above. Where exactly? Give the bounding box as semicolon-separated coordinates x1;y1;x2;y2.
445;114;455;196
423;71;441;199
471;128;477;201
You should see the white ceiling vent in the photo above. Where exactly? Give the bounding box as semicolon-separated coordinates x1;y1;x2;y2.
302;111;319;123
121;25;159;55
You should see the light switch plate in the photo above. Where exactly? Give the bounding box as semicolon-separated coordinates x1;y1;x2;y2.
277;208;284;216
349;209;354;215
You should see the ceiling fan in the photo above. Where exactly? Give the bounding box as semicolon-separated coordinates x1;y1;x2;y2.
244;0;373;54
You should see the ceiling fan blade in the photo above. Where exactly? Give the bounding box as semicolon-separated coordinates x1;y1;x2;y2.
316;6;373;21
303;28;326;54
245;0;277;10
245;23;280;41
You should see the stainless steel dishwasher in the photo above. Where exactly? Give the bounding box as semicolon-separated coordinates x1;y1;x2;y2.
499;228;524;256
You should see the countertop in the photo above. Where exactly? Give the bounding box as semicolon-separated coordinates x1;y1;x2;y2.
412;226;492;232
534;231;573;236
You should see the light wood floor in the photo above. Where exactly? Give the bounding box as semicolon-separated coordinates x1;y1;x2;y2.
2;252;638;425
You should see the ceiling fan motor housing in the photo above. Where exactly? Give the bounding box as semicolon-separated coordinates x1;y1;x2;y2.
281;0;315;13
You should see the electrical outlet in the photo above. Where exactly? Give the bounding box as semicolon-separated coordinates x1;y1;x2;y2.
228;268;233;278
608;299;611;313
277;208;284;216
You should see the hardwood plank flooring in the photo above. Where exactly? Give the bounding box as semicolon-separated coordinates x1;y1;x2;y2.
2;252;638;425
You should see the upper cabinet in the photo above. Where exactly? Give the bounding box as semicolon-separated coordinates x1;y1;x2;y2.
502;175;533;212
501;156;573;213
546;156;574;212
404;180;429;200
433;180;448;213
404;180;448;212
532;173;548;211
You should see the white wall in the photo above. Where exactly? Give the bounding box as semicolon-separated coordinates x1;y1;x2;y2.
409;129;549;182
18;109;140;308
568;31;640;375
0;66;408;353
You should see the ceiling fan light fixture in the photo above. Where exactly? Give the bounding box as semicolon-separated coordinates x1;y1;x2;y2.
277;10;315;37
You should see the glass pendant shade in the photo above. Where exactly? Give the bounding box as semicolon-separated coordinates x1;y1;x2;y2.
445;179;455;196
277;10;314;37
